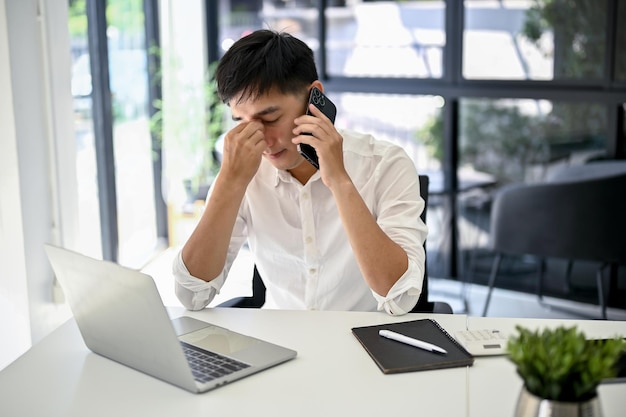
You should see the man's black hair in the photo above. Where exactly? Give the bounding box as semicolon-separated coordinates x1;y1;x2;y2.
215;29;319;105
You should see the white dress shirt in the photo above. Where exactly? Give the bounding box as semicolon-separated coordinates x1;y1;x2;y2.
173;129;428;315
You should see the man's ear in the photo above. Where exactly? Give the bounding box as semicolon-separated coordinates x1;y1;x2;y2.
311;80;324;93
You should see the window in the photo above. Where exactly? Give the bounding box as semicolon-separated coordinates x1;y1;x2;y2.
459;98;607;184
327;1;445;78
69;0;102;259
457;97;610;299
158;0;214;246
464;0;607;81
332;92;443;170
615;0;626;82
68;0;160;266
108;0;159;266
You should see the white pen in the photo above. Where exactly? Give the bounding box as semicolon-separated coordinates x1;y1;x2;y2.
379;329;447;354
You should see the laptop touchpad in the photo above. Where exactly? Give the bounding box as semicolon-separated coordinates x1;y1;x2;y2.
178;326;260;356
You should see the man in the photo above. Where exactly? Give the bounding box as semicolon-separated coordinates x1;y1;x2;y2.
173;29;427;315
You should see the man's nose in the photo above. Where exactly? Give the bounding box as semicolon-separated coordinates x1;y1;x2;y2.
263;131;276;148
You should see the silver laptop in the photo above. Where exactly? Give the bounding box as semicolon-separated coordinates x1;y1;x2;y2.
44;244;297;393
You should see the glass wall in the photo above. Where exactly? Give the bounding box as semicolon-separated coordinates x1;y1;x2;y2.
457;98;608;293
331;92;443;168
158;0;211;247
69;0;102;259
455;1;624;306
216;0;446;78
108;0;158;267
464;0;607;80
326;0;445;78
616;0;626;82
68;0;159;266
459;99;607;184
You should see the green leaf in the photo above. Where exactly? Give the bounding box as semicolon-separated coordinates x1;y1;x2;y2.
507;325;626;401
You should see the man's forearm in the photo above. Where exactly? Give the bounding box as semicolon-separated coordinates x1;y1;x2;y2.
181;175;247;282
329;179;408;297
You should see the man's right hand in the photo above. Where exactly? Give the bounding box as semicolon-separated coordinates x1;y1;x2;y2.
219;120;266;186
181;120;265;283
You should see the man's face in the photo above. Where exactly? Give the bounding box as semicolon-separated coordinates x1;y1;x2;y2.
229;87;310;172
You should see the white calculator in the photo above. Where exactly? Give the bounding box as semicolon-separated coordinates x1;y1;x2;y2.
454;329;509;356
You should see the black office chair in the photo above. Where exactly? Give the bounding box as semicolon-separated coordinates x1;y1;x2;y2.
218;175;453;314
481;161;626;318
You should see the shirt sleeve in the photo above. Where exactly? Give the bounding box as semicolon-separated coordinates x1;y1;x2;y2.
371;258;423;315
368;143;428;316
172;250;225;310
171;171;252;310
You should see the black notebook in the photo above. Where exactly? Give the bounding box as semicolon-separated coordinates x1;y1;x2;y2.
352;319;474;374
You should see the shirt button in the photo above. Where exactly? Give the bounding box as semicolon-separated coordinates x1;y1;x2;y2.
305;236;313;244
309;268;316;275
302;192;309;199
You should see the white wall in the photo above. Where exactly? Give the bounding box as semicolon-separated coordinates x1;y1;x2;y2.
0;0;31;370
0;0;77;369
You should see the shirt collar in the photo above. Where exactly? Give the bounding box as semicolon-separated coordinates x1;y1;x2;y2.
272;167;321;187
274;169;291;186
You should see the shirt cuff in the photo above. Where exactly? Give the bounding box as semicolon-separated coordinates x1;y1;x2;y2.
172;250;224;310
371;258;423;315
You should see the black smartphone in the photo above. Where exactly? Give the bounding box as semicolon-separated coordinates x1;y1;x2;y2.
298;86;337;169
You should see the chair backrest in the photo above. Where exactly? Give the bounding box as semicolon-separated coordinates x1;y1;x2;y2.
490;166;626;264
410;175;431;311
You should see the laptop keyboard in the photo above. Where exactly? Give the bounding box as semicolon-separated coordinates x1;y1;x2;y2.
181;342;250;383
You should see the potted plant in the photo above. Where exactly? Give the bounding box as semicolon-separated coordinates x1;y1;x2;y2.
507;325;626;417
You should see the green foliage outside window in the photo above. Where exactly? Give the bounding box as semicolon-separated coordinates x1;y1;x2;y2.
149;60;226;199
415;99;606;184
416;0;611;183
69;0;144;39
523;0;606;79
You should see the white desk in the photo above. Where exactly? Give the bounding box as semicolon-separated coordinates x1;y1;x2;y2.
1;310;624;417
0;309;468;417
